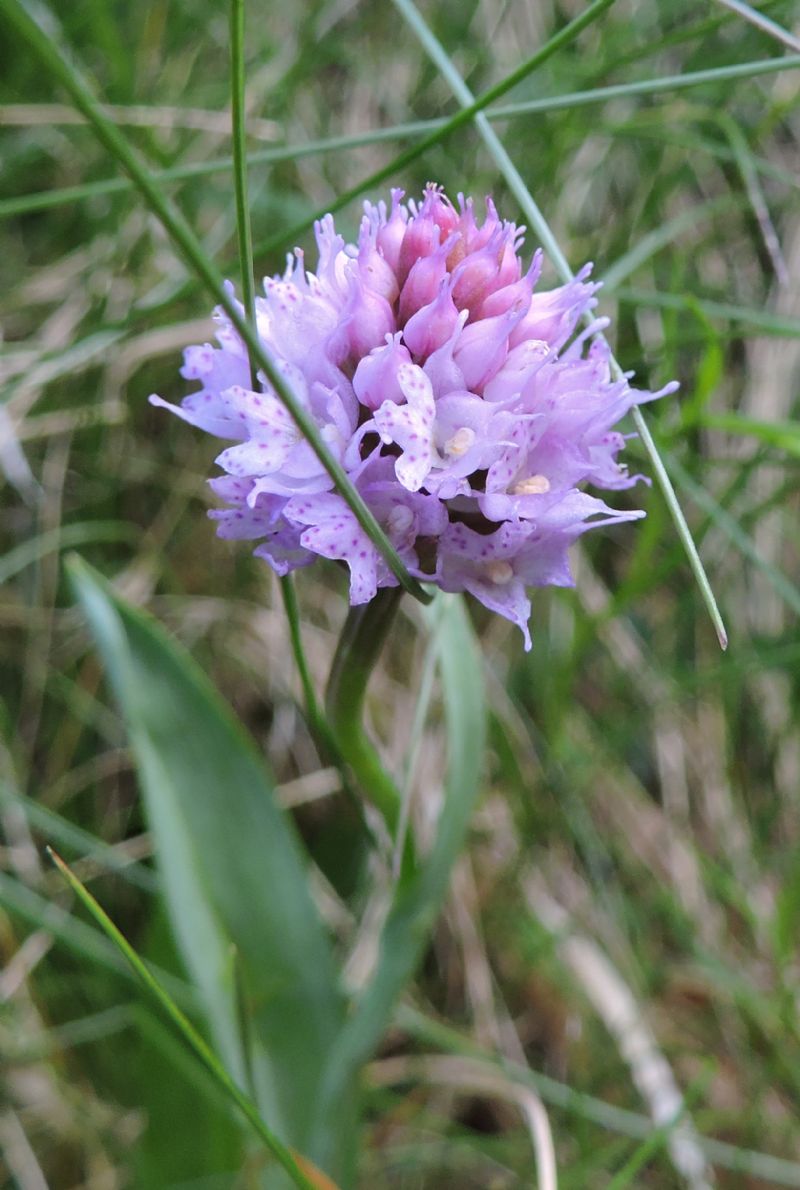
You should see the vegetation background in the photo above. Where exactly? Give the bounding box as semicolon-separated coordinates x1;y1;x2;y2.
1;0;800;1186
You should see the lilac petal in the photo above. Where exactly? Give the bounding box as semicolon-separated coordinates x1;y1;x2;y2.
402;278;460;358
148;393;243;440
399;233;456;323
483;338;551;403
375;188;408;273
436;521;534;650
358;215;400;304
509;264;598;351
373;363;436;492
254;527;315;577
344;275;396;358
293;501;381;604
209;504;281;540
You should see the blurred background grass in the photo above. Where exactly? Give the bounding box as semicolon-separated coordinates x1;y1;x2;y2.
2;0;800;1186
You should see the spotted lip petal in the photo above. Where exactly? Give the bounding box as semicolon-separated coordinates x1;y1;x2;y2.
151;184;675;648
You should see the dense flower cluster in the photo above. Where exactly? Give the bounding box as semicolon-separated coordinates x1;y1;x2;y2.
151;185;675;648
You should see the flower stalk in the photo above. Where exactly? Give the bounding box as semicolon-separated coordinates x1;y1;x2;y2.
325;587;406;840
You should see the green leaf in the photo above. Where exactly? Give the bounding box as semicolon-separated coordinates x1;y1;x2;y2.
67;556;357;1182
317;594;486;1121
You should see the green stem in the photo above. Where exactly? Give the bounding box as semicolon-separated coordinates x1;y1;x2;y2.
325;588;404;837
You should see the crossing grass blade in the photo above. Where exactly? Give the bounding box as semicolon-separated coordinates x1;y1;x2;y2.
392;0;729;651
0;0;428;605
47;847;331;1190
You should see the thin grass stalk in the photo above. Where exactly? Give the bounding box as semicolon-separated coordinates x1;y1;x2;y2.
392;0;729;649
254;0;616;259
228;0;321;728
0;0;429;604
229;0;256;339
47;849;322;1190
711;0;800;51
4;52;800;223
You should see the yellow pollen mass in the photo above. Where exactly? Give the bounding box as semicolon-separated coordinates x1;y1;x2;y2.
486;560;514;585
513;474;551;495
443;427;476;458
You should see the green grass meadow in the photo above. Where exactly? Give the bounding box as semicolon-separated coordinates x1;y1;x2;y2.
2;0;800;1186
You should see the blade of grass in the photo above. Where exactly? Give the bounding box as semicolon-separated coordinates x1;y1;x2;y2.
666;452;800;620
0;779;158;893
46;847;329;1190
253;0;617;259
0;521;137;585
4;52;800;224
0;868;194;1006
229;0;256;338
599;195;741;290
68;554;357;1176
698;410;800;456
396;1006;800;1187
716;112;789;285
228;0;320;731
604;1086;704;1190
615;286;800;336
392;0;728;650
711;0;800;51
0;0;428;605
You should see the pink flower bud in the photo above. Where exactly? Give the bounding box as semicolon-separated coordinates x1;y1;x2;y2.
403;278;460;357
396;209;441;288
398;233;457;324
358;217;400;304
346;277;396;358
352;333;412;410
376;189;408;273
480;250;541;319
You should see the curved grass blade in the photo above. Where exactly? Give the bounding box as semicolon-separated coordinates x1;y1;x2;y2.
0;0;428;605
47;848;326;1190
67;555;358;1181
392;0;728;651
0;778;157;893
0;521;136;585
397;1004;800;1187
615;287;800;337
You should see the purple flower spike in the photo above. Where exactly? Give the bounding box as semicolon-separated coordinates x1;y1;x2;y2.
151;184;675;649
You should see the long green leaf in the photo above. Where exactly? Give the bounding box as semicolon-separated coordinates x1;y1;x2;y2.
317;594;486;1122
68;556;357;1182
